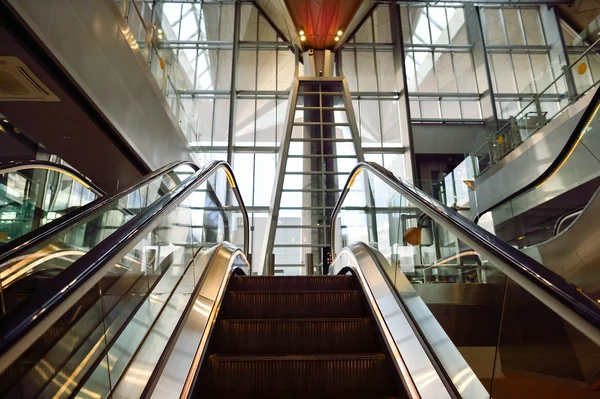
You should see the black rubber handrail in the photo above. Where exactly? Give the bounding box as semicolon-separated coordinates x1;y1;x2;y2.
0;161;248;374
330;162;600;344
474;86;600;222
0;160;104;195
0;161;198;266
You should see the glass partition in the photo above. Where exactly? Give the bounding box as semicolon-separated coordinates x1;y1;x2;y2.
0;165;99;245
0;163;247;398
0;163;195;316
479;100;600;248
332;164;600;398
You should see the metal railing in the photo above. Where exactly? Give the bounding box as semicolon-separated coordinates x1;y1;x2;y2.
0;160;248;374
472;35;600;175
0;161;198;273
0;160;104;196
330;162;600;345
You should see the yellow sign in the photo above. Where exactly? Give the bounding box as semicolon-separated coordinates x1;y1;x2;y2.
578;63;587;75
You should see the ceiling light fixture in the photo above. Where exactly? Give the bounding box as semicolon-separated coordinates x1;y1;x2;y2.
337;29;343;36
334;36;339;42
299;29;305;36
158;28;163;34
300;35;306;41
158;34;163;39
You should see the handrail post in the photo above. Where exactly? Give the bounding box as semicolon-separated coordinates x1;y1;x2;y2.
563;65;577;103
305;253;314;276
267;254;275;276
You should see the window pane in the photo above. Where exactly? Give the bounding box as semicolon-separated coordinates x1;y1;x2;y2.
239;4;257;40
380;101;402;146
503;9;525;45
238;50;257;90
216;50;232;90
355;17;374;42
357;50;378;91
233;153;254;206
376;52;397;92
521;9;545;45
490;53;516;93
441;101;460;119
453;53;477;93
343;51;358;91
213;98;230;146
278;50;295;91
254;154;276;206
257;51;277;90
220;5;235;41
258;14;277;41
482;8;505;45
358;100;382;146
416;51;436;92
373;5;392;43
448;7;467;45
512;54;534;93
435;52;457;92
420;100;440;118
255;100;276;146
235;99;255;144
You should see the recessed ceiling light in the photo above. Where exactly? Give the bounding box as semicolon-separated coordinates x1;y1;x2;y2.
334;36;339;41
300;35;306;41
158;28;163;34
299;29;305;36
337;30;343;36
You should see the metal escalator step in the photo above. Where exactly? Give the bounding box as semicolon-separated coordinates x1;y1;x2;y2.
203;353;393;397
214;318;376;354
228;275;357;291
220;290;366;318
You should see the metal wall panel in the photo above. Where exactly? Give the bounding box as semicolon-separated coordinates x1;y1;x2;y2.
8;0;192;170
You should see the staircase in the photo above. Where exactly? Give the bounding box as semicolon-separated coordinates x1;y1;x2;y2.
194;275;404;398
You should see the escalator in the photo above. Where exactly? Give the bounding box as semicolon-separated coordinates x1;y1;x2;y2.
193;274;404;398
0;160;598;398
475;87;600;248
0;160;104;245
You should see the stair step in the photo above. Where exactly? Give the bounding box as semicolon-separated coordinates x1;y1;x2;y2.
220;291;366;318
228;275;356;292
203;353;393;396
213;318;376;354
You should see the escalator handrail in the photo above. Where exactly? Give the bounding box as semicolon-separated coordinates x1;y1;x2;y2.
330;162;600;341
554;208;584;236
0;161;248;374
0;160;104;195
473;87;600;222
0;161;198;267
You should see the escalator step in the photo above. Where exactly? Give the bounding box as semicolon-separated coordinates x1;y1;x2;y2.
228;275;357;291
202;353;393;397
220;290;365;318
213;318;376;354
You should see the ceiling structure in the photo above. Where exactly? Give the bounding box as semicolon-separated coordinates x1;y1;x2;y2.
283;0;364;49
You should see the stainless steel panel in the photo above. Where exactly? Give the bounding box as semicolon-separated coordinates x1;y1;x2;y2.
332;243;490;398
149;243;249;399
475;88;596;213
8;0;193;170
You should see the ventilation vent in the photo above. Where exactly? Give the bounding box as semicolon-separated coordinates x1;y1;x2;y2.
0;57;59;102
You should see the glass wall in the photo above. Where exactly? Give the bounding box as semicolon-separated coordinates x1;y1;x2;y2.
148;1;296;265
401;4;482;121
480;6;563;119
341;4;407;174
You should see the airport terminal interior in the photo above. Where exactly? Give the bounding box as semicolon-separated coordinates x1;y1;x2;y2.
1;0;600;397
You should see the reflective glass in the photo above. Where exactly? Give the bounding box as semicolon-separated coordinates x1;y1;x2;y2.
0;166;98;245
0;164;246;398
333;165;600;398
